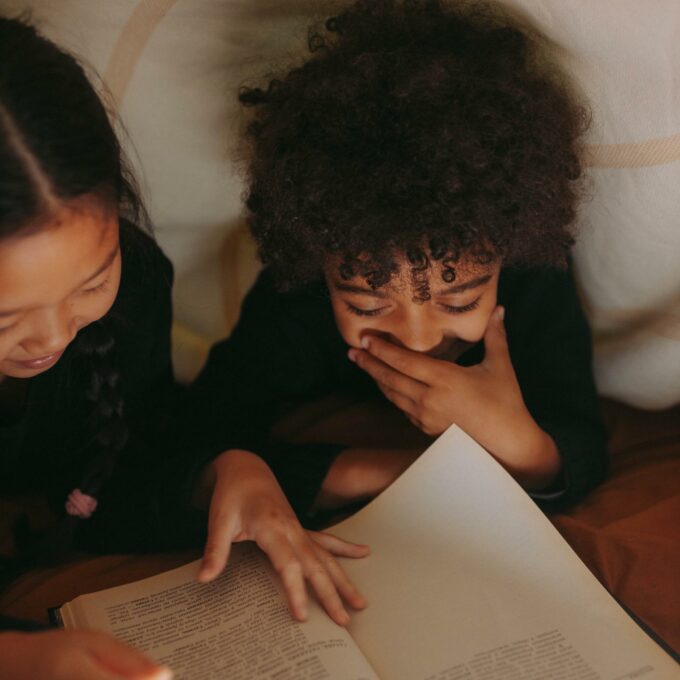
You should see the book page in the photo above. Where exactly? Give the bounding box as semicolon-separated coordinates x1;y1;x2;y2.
61;542;378;680
331;425;677;680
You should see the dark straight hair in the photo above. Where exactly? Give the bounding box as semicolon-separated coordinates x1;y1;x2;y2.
0;15;147;560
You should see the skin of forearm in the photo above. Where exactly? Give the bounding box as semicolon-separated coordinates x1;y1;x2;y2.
317;415;560;510
470;412;562;491
315;448;423;510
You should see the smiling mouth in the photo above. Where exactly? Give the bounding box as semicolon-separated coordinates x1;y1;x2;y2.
12;350;65;371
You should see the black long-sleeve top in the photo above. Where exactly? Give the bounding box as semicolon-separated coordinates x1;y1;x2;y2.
189;264;608;517
0;221;204;559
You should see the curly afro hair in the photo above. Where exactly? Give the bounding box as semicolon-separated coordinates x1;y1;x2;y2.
239;0;590;294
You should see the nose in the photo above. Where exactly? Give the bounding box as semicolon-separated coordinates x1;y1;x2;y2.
22;306;77;357
385;309;444;354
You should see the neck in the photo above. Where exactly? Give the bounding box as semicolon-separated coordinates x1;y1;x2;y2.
0;374;27;417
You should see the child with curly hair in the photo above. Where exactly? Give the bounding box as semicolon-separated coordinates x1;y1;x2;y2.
191;0;606;520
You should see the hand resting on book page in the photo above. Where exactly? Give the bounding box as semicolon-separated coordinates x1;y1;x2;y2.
0;630;172;680
194;449;369;626
349;306;561;490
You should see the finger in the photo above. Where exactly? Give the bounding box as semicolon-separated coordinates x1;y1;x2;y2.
290;535;350;626
68;656;137;680
308;531;370;559
85;633;172;679
406;413;423;431
310;541;368;611
360;335;442;383
350;349;427;402
198;508;238;583
378;381;419;419
483;305;510;367
79;657;172;680
257;531;309;622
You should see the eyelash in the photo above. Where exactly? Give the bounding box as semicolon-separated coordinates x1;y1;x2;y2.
345;298;481;317
440;299;481;314
82;279;110;296
0;280;111;334
345;303;387;317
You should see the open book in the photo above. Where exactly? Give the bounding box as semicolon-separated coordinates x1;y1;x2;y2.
58;426;677;679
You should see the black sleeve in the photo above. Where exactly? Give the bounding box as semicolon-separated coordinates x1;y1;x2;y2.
502;264;608;512
84;231;205;552
0;615;48;632
183;269;344;517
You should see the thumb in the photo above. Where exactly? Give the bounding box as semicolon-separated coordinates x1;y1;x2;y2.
76;657;171;680
197;502;238;583
483;306;510;366
85;632;172;679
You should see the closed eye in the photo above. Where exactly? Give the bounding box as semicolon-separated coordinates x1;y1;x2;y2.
81;279;110;296
0;322;17;335
439;298;481;314
344;302;389;317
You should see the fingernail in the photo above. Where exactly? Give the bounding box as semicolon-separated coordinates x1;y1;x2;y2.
348;349;357;362
497;306;505;321
360;336;370;349
148;666;174;680
338;611;350;626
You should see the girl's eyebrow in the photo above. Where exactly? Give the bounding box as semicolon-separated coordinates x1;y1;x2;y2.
435;274;492;296
331;281;389;299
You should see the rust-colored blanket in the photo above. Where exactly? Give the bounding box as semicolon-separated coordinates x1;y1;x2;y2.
1;399;678;651
551;399;680;651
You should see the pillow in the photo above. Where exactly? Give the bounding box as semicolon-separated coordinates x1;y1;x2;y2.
1;0;678;406
505;0;680;410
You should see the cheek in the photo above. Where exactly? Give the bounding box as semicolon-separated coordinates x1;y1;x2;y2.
80;259;122;325
78;291;117;327
0;332;19;366
60;262;121;338
330;301;366;348
450;297;498;343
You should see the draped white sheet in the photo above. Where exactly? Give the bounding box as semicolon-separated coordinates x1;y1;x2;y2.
1;0;678;406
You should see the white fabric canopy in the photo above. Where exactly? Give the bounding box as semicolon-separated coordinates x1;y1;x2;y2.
1;0;678;406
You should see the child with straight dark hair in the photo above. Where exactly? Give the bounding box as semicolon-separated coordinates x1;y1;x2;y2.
0;16;366;679
191;0;607;520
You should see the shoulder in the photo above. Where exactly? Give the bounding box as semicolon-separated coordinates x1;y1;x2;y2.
498;263;585;331
119;219;174;290
205;267;338;374
498;262;594;367
115;220;173;316
107;221;174;349
240;267;331;326
499;263;577;304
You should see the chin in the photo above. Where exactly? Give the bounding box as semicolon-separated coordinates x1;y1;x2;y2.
1;356;64;378
0;365;47;378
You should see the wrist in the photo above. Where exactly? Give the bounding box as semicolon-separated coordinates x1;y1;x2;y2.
494;417;561;490
193;449;269;510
